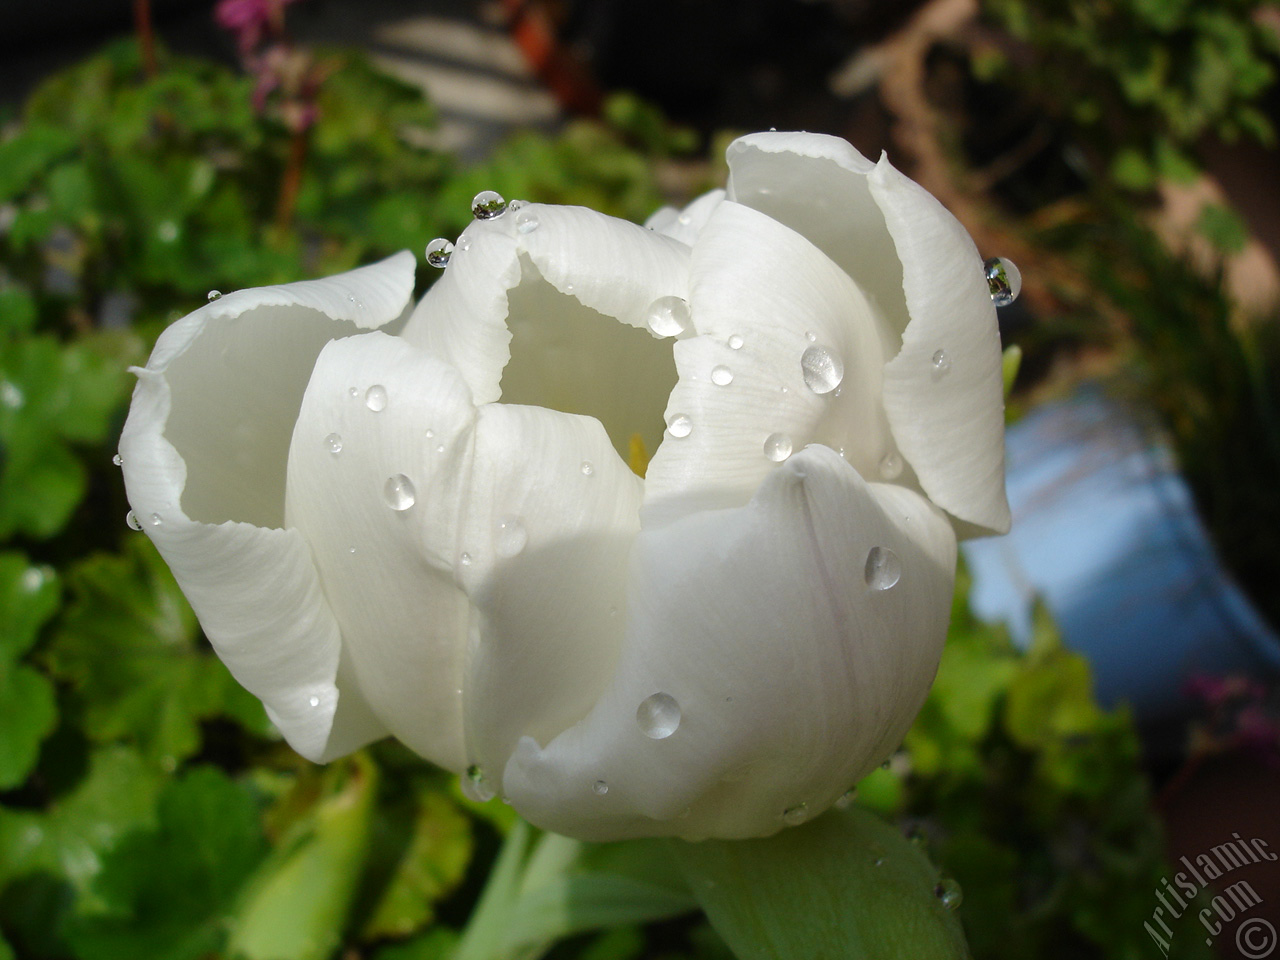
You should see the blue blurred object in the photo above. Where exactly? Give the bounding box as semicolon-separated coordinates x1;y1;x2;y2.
962;385;1280;743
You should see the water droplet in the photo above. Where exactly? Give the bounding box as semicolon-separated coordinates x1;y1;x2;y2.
21;567;45;592
349;546;356;554
763;432;793;462
460;552;473;567
308;695;320;707
148;513;163;527
1;381;23;409
667;414;692;438
425;238;454;267
728;334;744;350
425;429;435;439
801;345;844;394
463;764;495;802
805;330;817;342
515;209;539;234
435;444;445;454
471;190;507;220
324;433;343;455
864;546;901;590
881;758;891;770
934;878;963;910
835;787;857;809
905;824;927;846
592;780;609;796
457;236;471;252
983;256;1022;307
930;349;951;380
365;385;387;411
782;803;809;826
873;855;886;866
126;510;143;531
112;453;124;467
348;387;359;399
636;692;681;739
508;199;528;212
879;451;903;480
711;365;734;386
383;474;416;511
646;296;690;338
580;460;594;476
495;516;527;557
207;289;222;301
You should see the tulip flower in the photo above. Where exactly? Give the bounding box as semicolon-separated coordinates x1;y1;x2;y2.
119;131;1009;841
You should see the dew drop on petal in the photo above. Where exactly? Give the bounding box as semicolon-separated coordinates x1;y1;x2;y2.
308;695;320;707
425;238;454;268
348;387;358;399
592;780;609;796
834;787;857;809
580;460;594;476
667;414;692;438
864;546;901;590
365;385;387;411
930;349;951;380
112;453;123;467
148;513;163;527
763;432;793;462
935;878;963;910
508;199;528;212
471;190;507;220
515;209;539;234
782;803;809;826
984;256;1022;307
879;451;903;480
711;364;734;386
126;510;143;531
805;330;817;342
728;334;744;350
646;296;690;338
460;552;473;567
383;474;416;511
637;693;681;739
436;444;445;454
206;290;222;301
463;764;495;802
801;345;844;395
495;515;527;558
324;433;343;455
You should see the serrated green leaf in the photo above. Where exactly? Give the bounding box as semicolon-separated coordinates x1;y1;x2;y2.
48;537;267;765
0;746;163;897
671;807;970;960
228;754;376;960
66;766;267;960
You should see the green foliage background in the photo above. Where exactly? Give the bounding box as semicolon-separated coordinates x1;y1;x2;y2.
0;22;1239;960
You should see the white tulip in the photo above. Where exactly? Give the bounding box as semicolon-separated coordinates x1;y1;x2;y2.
119;131;1009;841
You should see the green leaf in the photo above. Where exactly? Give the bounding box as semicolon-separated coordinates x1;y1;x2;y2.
0;125;77;201
1196;203;1249;255
66;766;267;960
228;754;377;960
372;928;460;960
0;288;37;338
671;807;970;960
47;537;269;766
0;664;57;791
0;746;163;898
0;552;60;661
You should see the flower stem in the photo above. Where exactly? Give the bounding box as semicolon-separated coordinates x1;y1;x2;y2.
273;127;309;235
133;0;158;78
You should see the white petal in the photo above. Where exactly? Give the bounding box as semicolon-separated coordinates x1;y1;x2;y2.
869;161;1011;535
503;446;957;840
403;205;690;406
460;402;643;790
285;332;478;772
645;189;726;246
642;201;891;527
118;253;416;761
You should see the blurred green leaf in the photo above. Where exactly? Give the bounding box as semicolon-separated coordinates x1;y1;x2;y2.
66;766;267;960
47;536;269;767
0;125;77;201
1195;203;1249;255
372;927;460;960
0;289;37;338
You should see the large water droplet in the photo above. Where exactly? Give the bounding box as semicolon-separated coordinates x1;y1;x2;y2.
984;256;1022;307
801;345;844;395
365;385;387;411
711;365;734;386
637;693;681;739
126;510;143;531
471;190;507;220
592;780;609;796
425;238;454;268
934;878;963;910
930;349;951;380
864;546;901;590
383;474;416;511
763;432;793;462
667;414;692;438
463;764;495;802
207;290;222;301
495;515;527;558
782;803;809;826
646;296;690;338
515;209;539;234
324;433;343;455
112;453;124;467
879;451;903;480
728;334;744;350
